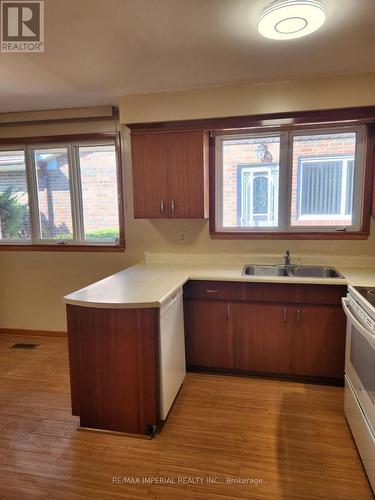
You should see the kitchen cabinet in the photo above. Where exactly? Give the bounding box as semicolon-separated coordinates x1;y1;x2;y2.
292;305;346;379
67;305;159;436
131;130;209;219
183;281;347;383
183;280;345;305
233;302;345;378
131;133;168;219
67;288;186;437
184;299;233;369
234;303;292;374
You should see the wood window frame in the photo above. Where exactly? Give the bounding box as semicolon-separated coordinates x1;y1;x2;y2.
209;123;375;240
0;132;125;252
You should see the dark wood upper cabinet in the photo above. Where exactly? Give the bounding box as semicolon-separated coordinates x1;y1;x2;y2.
184;299;233;370
234;302;292;375
166;131;209;218
131;133;168;218
292;305;346;379
131;130;209;219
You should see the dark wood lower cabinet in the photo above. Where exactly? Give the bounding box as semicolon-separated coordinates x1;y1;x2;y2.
67;281;346;438
234;303;292;374
67;305;159;436
184;299;233;369
292;305;346;379
184;281;347;384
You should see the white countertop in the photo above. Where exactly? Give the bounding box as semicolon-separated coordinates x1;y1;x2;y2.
63;260;375;309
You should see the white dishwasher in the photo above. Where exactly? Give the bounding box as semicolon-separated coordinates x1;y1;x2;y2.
159;288;186;420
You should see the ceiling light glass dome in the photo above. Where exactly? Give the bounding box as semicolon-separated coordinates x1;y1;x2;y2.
258;0;326;40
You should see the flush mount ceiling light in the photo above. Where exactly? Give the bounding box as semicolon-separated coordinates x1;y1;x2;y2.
258;0;326;40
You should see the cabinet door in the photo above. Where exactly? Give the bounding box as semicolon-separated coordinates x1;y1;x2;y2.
166;131;208;218
131;133;168;218
184;299;233;369
292;305;346;379
234;303;292;374
67;305;159;435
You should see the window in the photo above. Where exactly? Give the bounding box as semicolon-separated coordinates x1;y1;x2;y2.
215;127;367;236
78;145;120;242
34;147;74;240
219;135;281;229
296;158;354;220
290;132;358;228
0;150;30;241
0;136;123;249
240;166;279;227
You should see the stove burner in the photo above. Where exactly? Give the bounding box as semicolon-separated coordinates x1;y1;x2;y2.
354;287;375;306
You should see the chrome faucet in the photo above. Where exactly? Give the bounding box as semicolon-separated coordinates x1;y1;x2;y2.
284;250;291;266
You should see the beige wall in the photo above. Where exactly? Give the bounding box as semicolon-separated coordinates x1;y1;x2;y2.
1;74;375;332
119;73;375;123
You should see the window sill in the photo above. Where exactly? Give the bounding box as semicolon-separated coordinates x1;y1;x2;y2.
210;231;369;240
0;243;125;252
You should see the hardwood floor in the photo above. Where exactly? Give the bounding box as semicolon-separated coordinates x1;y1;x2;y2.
0;334;372;499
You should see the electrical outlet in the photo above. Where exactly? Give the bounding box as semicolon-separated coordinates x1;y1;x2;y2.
179;231;186;243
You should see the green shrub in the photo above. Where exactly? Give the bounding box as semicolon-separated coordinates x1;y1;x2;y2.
0;187;24;238
85;228;119;240
42;228;119;241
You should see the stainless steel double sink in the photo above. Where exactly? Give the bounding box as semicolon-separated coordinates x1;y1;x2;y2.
242;264;344;279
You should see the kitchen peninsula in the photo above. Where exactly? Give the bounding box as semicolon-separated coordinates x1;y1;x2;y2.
64;258;375;437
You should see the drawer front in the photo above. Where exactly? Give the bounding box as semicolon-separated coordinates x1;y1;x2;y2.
183;280;346;305
183;281;235;301
345;376;375;493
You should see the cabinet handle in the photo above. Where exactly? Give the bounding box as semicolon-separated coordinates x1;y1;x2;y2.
227;304;230;321
160;200;164;214
283;308;287;323
205;289;219;293
171;200;176;214
297;309;301;324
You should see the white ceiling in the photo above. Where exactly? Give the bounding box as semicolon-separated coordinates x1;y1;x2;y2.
0;0;374;113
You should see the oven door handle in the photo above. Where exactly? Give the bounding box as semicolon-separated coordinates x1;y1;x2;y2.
342;298;375;347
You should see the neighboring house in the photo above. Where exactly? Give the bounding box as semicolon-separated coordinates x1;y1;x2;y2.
223;134;356;228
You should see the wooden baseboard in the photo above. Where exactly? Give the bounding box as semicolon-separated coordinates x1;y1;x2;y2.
78;427;153;440
187;366;344;387
0;328;67;338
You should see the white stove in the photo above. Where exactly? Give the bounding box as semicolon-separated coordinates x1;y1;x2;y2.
343;285;375;492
